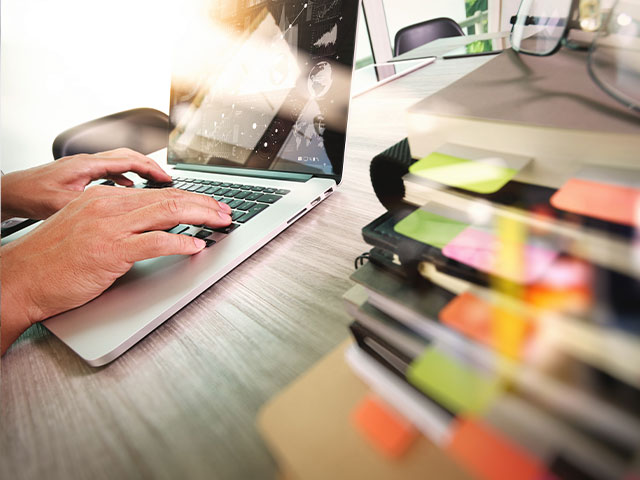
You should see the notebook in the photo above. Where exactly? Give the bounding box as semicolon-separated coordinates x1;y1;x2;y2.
6;0;360;366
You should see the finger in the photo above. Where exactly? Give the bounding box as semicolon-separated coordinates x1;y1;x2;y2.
83;151;171;183
106;174;135;187
122;195;232;232
84;184;145;196
67;185;161;219
122;231;206;264
82;187;232;218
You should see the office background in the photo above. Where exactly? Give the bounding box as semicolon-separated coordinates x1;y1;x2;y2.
0;0;520;173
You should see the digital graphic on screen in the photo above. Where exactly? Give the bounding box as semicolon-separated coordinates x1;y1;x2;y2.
168;0;357;177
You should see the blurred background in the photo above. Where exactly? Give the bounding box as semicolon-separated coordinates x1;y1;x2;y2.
354;0;520;83
0;0;520;173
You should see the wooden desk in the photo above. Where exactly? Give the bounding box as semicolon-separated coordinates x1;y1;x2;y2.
0;55;493;480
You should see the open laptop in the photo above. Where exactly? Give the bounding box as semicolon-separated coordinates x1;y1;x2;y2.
20;1;360;366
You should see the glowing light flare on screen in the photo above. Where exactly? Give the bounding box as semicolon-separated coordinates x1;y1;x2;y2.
171;0;237;83
617;12;633;27
170;9;300;157
170;3;353;147
213;12;300;96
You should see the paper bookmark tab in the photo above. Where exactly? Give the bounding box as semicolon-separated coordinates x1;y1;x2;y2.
447;417;547;480
352;394;419;458
439;292;533;358
407;347;501;414
551;177;640;227
442;228;558;284
439;292;494;345
394;206;468;249
409;144;531;194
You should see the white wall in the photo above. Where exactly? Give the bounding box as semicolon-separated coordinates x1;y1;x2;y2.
1;0;518;173
1;0;174;173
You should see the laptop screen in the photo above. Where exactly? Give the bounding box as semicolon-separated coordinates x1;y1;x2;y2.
167;0;359;180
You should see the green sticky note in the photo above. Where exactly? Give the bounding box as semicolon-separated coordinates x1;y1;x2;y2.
394;209;467;249
409;144;528;194
407;347;501;414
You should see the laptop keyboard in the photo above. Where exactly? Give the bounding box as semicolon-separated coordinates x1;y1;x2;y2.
142;177;290;247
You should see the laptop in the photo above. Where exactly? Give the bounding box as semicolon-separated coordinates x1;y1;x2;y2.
17;1;360;366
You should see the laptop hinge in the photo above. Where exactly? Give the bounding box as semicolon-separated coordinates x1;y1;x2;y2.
174;164;313;182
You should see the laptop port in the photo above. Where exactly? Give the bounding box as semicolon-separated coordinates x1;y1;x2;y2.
287;208;308;224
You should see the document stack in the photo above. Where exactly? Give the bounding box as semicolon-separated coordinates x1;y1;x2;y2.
256;48;640;479
344;145;640;478
343;49;640;479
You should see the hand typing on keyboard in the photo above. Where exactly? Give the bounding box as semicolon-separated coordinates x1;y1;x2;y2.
0;183;231;356
1;148;172;221
142;177;291;243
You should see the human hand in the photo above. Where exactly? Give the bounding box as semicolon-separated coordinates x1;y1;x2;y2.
0;185;231;355
1;148;172;221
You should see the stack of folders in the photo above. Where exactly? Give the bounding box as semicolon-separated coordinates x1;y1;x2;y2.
344;142;640;480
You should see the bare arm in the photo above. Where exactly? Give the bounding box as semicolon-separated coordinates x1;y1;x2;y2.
1;148;172;221
1;186;232;355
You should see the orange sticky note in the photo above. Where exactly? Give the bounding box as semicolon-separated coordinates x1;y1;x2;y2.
447;418;547;480
440;292;494;345
352;394;418;458
439;292;533;357
525;257;593;315
550;178;640;227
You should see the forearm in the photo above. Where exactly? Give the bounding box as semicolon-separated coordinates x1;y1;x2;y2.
1;244;45;355
1;172;29;221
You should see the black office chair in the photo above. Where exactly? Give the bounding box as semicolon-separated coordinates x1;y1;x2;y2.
52;108;169;159
394;17;465;57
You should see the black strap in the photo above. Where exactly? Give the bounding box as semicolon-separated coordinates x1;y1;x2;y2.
369;138;416;212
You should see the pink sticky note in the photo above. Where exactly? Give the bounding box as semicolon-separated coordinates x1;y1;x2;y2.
442;228;558;284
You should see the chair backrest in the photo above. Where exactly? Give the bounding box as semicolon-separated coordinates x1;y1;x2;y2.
394;17;465;56
52;108;169;160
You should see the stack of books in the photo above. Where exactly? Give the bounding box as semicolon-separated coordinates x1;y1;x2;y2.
344;135;640;479
258;48;640;480
343;48;640;480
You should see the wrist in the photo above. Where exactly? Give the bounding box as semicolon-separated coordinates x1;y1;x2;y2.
1;171;30;220
1;243;48;325
1;242;50;354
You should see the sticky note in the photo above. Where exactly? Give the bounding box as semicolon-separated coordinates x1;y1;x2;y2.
493;214;526;291
409;144;531;194
447;418;547;480
442;228;558;284
439;293;494;345
352;394;419;458
492;301;531;360
394;209;468;249
551;177;640;227
526;258;592;314
491;215;528;359
407;347;501;414
439;292;533;358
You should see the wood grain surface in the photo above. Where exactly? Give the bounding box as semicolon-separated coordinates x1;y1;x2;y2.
1;56;492;480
